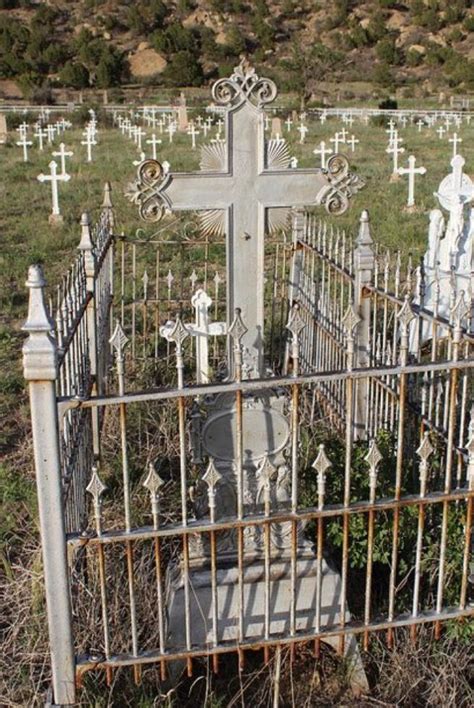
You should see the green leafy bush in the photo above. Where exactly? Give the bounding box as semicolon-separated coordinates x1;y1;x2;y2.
59;61;90;89
162;50;204;87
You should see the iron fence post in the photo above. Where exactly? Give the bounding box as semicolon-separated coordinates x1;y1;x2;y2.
78;211;100;459
353;210;374;439
289;208;304;304
22;264;75;706
285;208;305;374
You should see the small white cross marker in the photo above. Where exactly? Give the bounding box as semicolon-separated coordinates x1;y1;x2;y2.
313;140;333;169
16;134;32;162
397;154;426;208
52;142;73;177
448;132;462;158
37;160;70;222
146;133;162;160
187;123;200;149
346;134;359;152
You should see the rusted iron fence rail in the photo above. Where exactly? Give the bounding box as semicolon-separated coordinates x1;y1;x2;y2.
23;200;474;705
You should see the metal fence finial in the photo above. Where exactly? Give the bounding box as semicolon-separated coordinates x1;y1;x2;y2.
365;440;382;502
312;444;331;509
202;459;223;524
102;181;115;229
78;211;94;251
286;302;306;375
356;209;372;247
102;181;113;209
86;464;107;534
22;264;57;381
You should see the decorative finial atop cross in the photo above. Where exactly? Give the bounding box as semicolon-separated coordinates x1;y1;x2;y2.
126;61;364;377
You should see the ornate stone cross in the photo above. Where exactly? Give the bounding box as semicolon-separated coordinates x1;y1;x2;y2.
127;61;364;377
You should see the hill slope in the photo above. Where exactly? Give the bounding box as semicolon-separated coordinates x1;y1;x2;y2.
0;0;473;101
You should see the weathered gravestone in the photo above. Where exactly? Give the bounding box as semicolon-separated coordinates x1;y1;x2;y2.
413;154;474;349
177;91;189;132
128;61;366;689
271;116;282;139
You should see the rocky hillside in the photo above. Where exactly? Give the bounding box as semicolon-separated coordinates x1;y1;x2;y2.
0;0;473;102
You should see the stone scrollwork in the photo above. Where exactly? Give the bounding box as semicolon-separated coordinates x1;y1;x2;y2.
318;153;366;216
211;59;277;110
125;159;171;222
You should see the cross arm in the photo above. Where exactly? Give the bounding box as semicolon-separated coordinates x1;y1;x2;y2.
258;159;365;215
127;163;234;220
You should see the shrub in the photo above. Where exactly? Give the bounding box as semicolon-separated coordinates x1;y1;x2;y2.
378;97;398;110
376;38;401;65
463;15;474;32
406;48;424;67
96;47;128;88
373;62;394;88
162;50;204;87
225;26;246;56
59;61;90;89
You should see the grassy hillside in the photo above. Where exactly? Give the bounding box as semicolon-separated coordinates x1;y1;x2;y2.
0;0;473;103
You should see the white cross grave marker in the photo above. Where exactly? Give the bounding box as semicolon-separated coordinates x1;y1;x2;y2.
330;132;343;153
17;122;28;138
52;142;73;177
34;127;47;151
166;122;176;143
448;132;462;158
16;134;32;162
81;128;97;162
347;135;359;152
313;140;333;169
135;126;146;150
298;124;308;144
46;124;56;143
437;126;446;139
386;131;405;176
146;133;162;160
397;154;426;208
160;289;226;383
187;123;200;149
37;160;70;223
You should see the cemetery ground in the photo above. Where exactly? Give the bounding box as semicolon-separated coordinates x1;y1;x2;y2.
1;106;474;706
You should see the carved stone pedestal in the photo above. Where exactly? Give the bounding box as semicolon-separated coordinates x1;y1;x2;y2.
165;549;368;693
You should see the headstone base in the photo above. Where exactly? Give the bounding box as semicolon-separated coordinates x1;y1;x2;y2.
403;204;418;214
49;213;64;225
166;550;368;693
389;173;400;182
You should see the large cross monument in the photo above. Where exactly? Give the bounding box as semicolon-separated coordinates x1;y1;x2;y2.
128;60;363;377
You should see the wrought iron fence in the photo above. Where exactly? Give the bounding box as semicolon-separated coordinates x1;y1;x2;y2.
23;201;474;705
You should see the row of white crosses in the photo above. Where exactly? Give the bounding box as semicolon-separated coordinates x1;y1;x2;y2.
385;124;426;207
313;131;359;169
33;115;77;221
16;117;72;162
